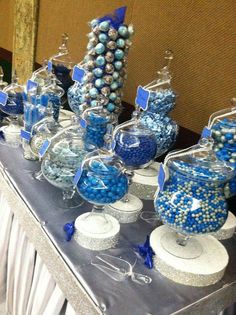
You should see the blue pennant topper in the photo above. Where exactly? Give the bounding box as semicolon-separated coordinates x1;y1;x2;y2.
20;130;31;142
0;91;8;106
98;6;127;30
135;86;150;111
72;66;85;83
39;139;51;158
73;166;83;186
47;60;53;72
137;235;155;269
201;126;212;138
26;80;38;92
157;163;166;192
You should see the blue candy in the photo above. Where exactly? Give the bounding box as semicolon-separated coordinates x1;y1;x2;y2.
77;162;128;205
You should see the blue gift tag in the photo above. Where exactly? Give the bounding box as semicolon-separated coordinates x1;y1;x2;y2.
201;126;212;138
135;86;150;111
47;60;53;72
158;163;166;192
72;66;85;83
73;166;82;186
80;118;87;129
39;139;51;158
20;130;31;142
27;80;38;92
0;91;8;106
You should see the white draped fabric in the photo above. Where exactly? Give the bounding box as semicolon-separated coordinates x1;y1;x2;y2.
0;190;76;315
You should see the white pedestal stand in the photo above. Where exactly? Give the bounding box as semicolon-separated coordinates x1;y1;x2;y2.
212;211;236;240
74;212;120;250
104;194;143;223
150;226;229;287
129;162;159;200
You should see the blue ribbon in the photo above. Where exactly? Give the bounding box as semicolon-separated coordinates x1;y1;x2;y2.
137;235;155;269
63;221;75;241
98;6;127;30
0;130;5;141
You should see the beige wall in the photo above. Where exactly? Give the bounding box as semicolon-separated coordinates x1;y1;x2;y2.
2;0;236;133
0;0;14;51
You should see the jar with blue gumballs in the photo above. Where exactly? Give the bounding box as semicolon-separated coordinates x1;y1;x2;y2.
140;50;178;158
74;149;128;250
104;111;158;223
49;33;75;106
206;104;236;198
67;72;85;116
0;71;24;147
41;121;87;208
154;138;235;258
81;105;117;152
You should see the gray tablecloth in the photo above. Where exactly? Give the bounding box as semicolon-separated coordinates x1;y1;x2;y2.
1;145;236;315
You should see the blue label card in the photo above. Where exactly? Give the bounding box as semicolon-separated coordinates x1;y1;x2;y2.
157;163;166;192
27;80;38;92
47;60;53;72
80;119;87;129
135;86;150;111
20;130;31;142
39;139;51;158
73;166;82;186
72;66;85;83
0;91;8;106
201;126;212;138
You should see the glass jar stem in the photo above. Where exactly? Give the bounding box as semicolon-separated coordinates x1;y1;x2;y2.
176;233;190;247
92;204;105;214
62;188;75;200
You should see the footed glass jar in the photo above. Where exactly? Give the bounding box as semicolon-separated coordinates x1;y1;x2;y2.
114;117;157;169
140;50;178;157
50;33;75;95
82;106;116;151
155;139;235;250
209;106;236;197
41;123;87;208
74;149;128;250
0;71;24;147
67;81;85;115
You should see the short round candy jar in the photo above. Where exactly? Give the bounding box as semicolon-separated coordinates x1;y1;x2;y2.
0;71;24;147
74;150;128;250
41;123;87;208
104;117;157;223
150;139;235;286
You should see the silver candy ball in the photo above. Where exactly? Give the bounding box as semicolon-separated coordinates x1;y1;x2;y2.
114;97;122;105
85;72;94;82
105;63;115;74
86;60;96;70
101;86;111;97
88;48;96;56
103;75;113;85
99;95;109;105
105;51;114;63
107;41;117;50
90;37;99;46
108;28;118;40
93;25;100;35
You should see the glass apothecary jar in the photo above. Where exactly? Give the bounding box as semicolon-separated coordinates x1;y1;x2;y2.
49;33;75;94
82;106;117;151
154;139;235;257
208;105;236;198
74;149;128;250
41;122;87;208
